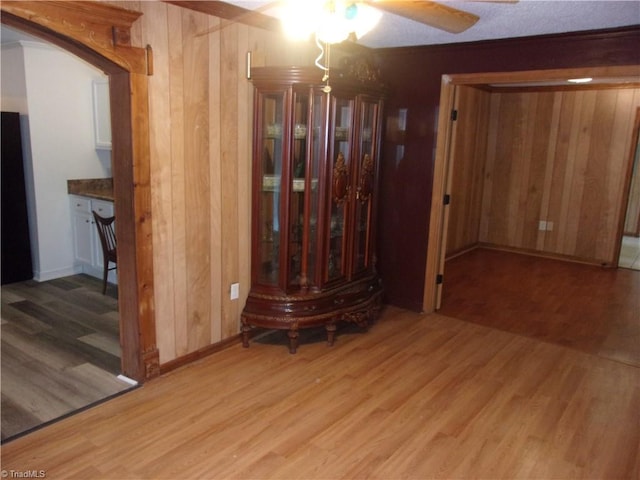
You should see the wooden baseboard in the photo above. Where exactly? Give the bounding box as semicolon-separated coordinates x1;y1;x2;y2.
446;243;615;268
159;334;243;375
445;244;479;261
474;243;614;268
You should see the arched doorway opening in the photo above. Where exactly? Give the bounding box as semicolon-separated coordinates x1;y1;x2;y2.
1;1;158;381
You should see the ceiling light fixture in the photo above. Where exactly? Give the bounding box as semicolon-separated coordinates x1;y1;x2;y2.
281;1;382;91
281;0;382;44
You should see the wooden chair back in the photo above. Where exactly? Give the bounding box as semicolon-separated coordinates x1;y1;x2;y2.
92;210;117;294
93;211;117;261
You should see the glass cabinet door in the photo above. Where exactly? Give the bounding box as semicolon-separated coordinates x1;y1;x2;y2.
304;92;326;287
327;96;353;282
258;92;284;285
288;90;325;289
288;90;309;288
352;99;378;275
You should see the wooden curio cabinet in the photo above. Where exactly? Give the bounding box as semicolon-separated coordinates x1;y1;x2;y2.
241;65;385;353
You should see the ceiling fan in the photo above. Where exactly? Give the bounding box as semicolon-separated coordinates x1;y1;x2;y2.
171;0;519;40
370;0;519;35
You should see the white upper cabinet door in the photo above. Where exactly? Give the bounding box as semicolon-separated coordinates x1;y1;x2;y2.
92;78;111;150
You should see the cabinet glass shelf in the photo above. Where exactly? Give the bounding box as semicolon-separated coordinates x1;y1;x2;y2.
262;175;318;192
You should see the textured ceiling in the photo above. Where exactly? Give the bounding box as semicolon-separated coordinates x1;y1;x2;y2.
1;1;638;48
228;0;640;48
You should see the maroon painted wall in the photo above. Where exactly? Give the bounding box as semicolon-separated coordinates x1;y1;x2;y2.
374;26;640;311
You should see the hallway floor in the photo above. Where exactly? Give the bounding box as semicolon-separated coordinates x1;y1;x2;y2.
439;247;640;368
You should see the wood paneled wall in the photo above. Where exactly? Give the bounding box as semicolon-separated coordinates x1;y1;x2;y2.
445;86;490;255
482;88;640;264
376;28;640;312
447;85;640;265
110;1;319;364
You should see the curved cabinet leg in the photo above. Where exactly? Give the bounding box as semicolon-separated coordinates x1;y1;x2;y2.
326;322;337;346
241;321;251;348
287;328;299;354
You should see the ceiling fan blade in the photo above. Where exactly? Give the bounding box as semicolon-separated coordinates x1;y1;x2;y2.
369;1;479;34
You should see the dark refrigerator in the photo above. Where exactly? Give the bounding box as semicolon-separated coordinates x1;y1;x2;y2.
2;111;34;284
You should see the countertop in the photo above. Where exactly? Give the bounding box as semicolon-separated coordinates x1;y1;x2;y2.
67;178;114;201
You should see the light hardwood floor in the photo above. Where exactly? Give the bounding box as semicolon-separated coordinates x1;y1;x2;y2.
1;275;133;442
1;251;638;479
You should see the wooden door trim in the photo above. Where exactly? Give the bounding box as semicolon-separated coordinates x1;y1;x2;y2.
423;77;456;314
615;107;640;262
443;65;640;87
1;1;159;381
630;110;640;236
423;65;640;313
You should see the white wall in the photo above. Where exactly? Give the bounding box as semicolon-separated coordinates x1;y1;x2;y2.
0;43;27;112
1;39;110;281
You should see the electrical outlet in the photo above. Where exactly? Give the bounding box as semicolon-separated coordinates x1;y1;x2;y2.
230;283;239;300
539;220;547;231
546;221;554;231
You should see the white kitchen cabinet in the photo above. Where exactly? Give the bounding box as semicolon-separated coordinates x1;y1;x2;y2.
71;198;93;265
70;195;116;283
92;78;111;150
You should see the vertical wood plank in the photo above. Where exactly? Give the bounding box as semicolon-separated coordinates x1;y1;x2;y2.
238;25;252;322
220;24;240;339
574;92;614;258
504;93;526;245
208;15;223;344
167;4;188;358
514;92;536;247
546;92;575;254
538;92;562;251
522;92;553;250
182;8;211;351
479;93;501;242
139;0;176;364
489;92;520;245
563;90;594;255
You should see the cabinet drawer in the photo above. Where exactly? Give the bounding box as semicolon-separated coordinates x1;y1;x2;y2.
70;196;91;214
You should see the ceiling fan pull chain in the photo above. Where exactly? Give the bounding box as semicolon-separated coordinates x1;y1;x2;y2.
315;33;332;93
315;33;328;75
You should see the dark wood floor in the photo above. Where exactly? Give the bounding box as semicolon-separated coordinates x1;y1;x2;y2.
439;247;640;368
1;275;133;442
